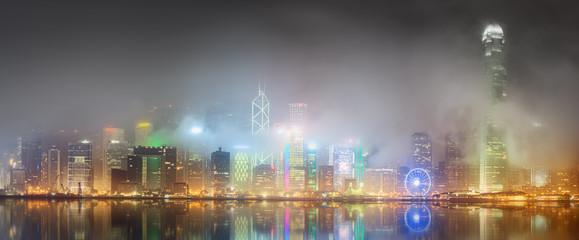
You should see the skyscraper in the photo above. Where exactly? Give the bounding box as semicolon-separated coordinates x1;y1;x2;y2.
252;82;270;136
318;165;334;192
444;133;467;191
480;23;508;192
211;148;230;194
68;141;93;194
98;127;125;192
252;82;272;166
135;122;153;146
305;144;317;191
287;129;305;193
411;133;432;172
47;146;61;191
105;141;132;191
233;152;251;191
288;103;308;130
185;148;205;193
131;146;177;193
21;128;42;185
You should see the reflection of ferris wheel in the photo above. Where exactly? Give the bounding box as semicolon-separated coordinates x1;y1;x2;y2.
404;204;432;232
404;168;431;196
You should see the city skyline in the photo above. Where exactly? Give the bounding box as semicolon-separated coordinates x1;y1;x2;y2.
0;1;577;173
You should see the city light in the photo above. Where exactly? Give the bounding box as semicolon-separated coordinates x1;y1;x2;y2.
191;127;203;134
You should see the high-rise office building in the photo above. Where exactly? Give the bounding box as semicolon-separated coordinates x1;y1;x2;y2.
253;164;275;195
21;128;43;185
305;145;317;191
318;165;334;192
288;103;308;130
444;133;468;191
68;141;93;194
47;146;61;191
252;82;270;136
185;148;205;193
96;127;125;192
129;146;177;193
233;152;251;191
330;143;354;191
287;129;305;193
211;148;230;194
480;23;508;192
411;132;432;172
135;123;153;146
105;141;132;191
252;83;272;166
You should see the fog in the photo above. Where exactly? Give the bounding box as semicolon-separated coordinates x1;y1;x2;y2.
0;1;578;168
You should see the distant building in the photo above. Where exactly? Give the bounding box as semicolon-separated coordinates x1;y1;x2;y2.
233;152;251;191
47;146;61;191
305;145;317;191
211;148;230;194
318;165;334;192
68;141;93;194
129;146;177;193
444;133;467;191
185;148;205;193
362;168;396;194
411;132;432;172
21;128;42;185
330;143;354;191
396;166;410;194
287;129;305;193
135;122;153;146
288;103;308;130
253;164;275;195
105;141;132;191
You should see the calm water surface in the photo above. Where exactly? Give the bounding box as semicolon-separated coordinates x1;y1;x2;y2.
0;199;578;239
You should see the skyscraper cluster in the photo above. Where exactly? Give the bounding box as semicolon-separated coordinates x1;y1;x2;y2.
1;23;578;197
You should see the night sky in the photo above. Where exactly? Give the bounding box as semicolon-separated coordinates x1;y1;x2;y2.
1;1;578;167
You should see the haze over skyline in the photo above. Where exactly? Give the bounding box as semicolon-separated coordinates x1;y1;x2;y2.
1;1;578;168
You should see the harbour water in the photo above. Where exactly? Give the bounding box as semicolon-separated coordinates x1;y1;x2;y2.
0;199;577;239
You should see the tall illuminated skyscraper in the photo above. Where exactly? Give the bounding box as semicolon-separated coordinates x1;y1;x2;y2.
411;133;432;173
480;23;508;192
252;82;272;166
252;83;270;136
287;129;305;193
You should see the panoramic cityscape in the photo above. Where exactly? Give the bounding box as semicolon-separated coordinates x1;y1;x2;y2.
1;22;577;201
1;1;578;239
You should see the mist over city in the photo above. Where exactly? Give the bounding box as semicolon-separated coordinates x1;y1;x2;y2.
3;1;579;239
1;1;578;170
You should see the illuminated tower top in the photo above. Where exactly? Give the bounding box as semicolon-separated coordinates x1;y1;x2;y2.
252;82;270;136
482;23;507;104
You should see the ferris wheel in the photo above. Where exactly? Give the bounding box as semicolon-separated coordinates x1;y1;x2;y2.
404;168;432;197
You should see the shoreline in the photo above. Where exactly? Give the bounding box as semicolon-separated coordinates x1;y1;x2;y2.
0;194;575;203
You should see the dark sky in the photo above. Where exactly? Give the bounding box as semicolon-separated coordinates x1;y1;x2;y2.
1;1;578;167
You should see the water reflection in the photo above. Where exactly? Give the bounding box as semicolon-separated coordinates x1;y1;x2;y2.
0;199;578;239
